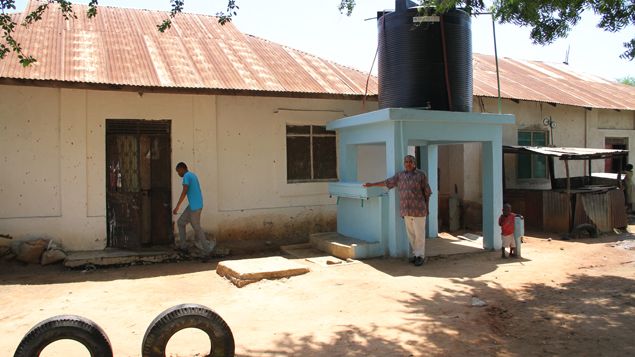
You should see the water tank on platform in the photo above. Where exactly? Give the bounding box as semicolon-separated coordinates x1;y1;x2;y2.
378;0;473;111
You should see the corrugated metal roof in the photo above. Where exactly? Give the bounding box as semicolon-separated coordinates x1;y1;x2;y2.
473;54;635;110
0;1;377;98
503;145;628;160
1;1;634;110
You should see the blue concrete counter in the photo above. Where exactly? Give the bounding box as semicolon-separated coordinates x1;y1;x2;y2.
329;182;388;255
328;182;385;199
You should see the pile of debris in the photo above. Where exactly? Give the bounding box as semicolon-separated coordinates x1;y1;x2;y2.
0;235;67;265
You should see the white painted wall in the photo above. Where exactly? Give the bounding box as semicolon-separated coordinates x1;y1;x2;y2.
475;96;634;198
0;84;377;250
2;82;632;248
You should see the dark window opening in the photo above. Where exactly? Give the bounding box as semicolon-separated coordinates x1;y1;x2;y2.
605;138;628;173
286;125;337;183
517;131;548;179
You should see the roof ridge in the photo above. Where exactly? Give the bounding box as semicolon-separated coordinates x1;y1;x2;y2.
476;53;619;83
245;33;376;78
25;0;221;18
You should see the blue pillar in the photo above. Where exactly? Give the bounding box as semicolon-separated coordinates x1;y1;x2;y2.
482;139;503;250
421;144;439;238
385;123;409;257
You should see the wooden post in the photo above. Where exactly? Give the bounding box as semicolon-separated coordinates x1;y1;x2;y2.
548;156;556;190
565;159;571;194
618;156;624;189
502;152;506;190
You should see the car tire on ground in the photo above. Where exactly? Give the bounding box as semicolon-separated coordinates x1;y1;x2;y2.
141;303;235;357
13;315;113;357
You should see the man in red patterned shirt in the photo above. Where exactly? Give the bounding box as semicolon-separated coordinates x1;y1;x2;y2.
498;203;517;258
363;155;432;266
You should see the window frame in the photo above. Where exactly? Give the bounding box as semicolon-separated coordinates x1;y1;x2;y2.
517;130;549;180
285;124;338;183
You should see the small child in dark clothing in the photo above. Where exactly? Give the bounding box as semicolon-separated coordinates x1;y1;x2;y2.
498;203;517;258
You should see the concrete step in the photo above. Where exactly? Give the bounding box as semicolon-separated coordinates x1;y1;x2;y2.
309;232;383;260
280;243;359;267
64;249;177;268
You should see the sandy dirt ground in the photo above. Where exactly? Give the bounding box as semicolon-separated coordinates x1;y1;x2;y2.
1;232;634;357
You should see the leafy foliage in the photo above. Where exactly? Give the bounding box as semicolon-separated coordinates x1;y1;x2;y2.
618;75;635;86
492;0;635;60
345;0;634;60
217;0;239;25
338;0;355;16
1;0;84;66
0;0;240;65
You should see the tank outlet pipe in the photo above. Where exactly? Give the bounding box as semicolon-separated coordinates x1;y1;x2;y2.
491;13;502;114
474;11;502;114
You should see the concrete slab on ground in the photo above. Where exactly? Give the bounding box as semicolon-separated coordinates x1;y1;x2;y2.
310;232;383;260
281;243;359;267
216;256;310;287
64;249;178;268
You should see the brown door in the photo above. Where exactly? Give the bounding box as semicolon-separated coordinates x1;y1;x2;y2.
605;138;628;173
106;120;171;249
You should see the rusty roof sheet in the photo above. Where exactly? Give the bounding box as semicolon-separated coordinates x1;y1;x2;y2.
0;1;377;98
503;145;628;160
1;1;634;110
473;54;635;110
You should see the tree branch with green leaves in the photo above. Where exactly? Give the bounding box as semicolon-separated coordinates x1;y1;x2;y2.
0;0;241;66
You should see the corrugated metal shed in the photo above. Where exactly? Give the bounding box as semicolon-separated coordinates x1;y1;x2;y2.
0;1;378;98
1;1;634;110
503;145;629;160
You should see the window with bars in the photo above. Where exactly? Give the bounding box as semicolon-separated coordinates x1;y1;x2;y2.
286;125;337;183
518;131;548;179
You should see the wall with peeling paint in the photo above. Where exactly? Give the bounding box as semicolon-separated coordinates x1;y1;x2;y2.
0;86;61;218
0;84;376;250
2;83;633;249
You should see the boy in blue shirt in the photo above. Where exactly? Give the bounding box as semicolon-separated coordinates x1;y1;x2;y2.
173;162;214;256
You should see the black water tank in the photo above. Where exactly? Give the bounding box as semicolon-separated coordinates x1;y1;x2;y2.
378;2;472;111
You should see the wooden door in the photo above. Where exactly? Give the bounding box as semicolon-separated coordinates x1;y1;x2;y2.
106;120;171;249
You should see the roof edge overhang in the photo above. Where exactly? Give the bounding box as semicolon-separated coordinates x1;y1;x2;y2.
328;108;515;130
503;145;629;160
474;94;635;112
0;78;379;101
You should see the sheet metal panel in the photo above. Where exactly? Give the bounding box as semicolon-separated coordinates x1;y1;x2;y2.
573;193;592;228
580;192;611;232
2;2;378;97
245;36;321;93
504;146;628;160
5;2;634;108
504;189;543;231
609;189;628;229
542;191;571;233
473;55;635;110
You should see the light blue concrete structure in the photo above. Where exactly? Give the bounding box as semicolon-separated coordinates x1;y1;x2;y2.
327;108;515;257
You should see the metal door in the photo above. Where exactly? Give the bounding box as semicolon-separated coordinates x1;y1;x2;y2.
106;120;171;249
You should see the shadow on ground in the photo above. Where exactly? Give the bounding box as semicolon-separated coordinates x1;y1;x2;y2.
0;258;218;285
241;274;635;356
522;229;634;246
364;250;530;279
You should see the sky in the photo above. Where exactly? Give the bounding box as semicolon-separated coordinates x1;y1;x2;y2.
8;0;635;81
